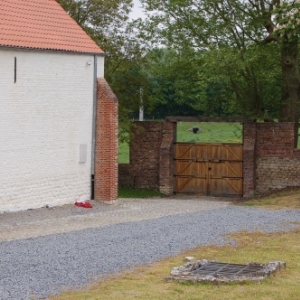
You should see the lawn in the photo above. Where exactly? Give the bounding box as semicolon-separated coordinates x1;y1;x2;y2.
118;140;130;164
176;122;243;144
52;191;300;300
241;188;300;210
118;187;162;198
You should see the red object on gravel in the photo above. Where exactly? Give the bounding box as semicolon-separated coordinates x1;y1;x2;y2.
75;201;92;208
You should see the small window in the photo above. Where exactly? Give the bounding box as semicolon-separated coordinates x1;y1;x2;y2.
14;57;17;83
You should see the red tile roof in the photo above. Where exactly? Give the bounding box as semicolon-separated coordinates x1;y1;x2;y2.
0;0;104;54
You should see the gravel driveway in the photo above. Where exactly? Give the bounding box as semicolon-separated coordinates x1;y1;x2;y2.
1;197;300;299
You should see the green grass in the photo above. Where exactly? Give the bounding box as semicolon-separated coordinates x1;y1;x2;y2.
241;188;300;209
118;187;162;198
177;122;242;143
118;141;129;164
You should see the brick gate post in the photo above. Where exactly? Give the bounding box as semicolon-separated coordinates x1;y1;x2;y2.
243;122;256;197
94;78;118;203
159;122;176;195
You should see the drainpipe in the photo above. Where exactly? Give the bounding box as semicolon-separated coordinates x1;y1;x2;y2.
91;55;98;199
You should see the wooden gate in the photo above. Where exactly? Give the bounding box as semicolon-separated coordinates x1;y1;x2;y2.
175;143;243;197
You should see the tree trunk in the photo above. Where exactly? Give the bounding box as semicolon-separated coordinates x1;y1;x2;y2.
279;37;300;147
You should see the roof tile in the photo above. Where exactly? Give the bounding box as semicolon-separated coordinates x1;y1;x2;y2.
0;0;104;54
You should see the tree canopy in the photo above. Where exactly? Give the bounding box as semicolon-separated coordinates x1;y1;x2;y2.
139;0;300;129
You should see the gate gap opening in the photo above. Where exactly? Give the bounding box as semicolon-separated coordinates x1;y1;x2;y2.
176;122;243;144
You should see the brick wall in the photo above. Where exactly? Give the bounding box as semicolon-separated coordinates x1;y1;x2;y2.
243;122;300;195
118;121;176;195
94;78;118;203
159;122;176;194
121;121;300;198
256;123;295;157
243;123;257;197
119;164;132;187
256;157;300;192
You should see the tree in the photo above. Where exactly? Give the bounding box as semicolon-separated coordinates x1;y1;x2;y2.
142;48;238;118
57;0;132;38
202;42;282;119
139;0;300;141
144;48;207;117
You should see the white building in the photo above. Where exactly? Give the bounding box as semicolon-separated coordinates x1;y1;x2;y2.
0;0;108;212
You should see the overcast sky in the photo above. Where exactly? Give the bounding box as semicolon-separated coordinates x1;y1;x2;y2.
130;0;146;19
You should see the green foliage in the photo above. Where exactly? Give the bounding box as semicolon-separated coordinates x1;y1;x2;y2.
142;48;240;118
205;44;282;119
118;140;129;163
109;56;157;122
273;1;300;41
57;0;134;62
141;43;282;119
139;0;300;122
143;48;206;117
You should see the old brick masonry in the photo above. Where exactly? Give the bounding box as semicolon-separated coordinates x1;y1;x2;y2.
243;122;300;196
94;78;118;202
119;122;175;195
120;121;300;197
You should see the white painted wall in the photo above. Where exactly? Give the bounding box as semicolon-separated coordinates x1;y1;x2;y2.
97;56;105;78
0;49;102;212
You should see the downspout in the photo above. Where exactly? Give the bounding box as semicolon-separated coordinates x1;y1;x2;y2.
91;55;98;199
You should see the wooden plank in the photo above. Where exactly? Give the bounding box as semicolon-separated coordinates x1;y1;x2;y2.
176;144;194;160
174;142;243;197
176;177;207;194
210;161;242;178
176;161;207;176
176;143;207;160
176;177;193;193
208;144;243;196
224;161;243;177
209;178;243;196
224;178;243;194
223;144;243;160
208;144;243;160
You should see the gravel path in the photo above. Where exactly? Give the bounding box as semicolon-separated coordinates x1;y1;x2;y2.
0;198;229;242
0;199;300;299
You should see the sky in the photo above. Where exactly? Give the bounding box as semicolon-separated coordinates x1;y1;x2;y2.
130;0;146;19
